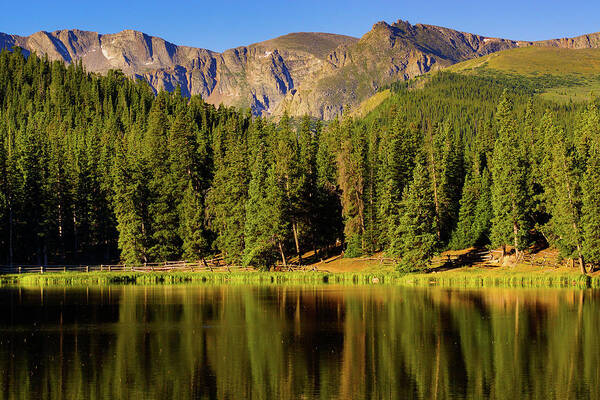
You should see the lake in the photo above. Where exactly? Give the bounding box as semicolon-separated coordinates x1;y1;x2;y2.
0;285;598;399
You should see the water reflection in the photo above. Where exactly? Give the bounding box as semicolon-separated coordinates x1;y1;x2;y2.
0;286;598;399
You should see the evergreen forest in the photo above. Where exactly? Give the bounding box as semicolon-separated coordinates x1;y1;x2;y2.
1;49;599;272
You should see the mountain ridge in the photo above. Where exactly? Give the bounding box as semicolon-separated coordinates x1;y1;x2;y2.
2;21;599;119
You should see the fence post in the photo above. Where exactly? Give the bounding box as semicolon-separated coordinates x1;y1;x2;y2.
108;265;112;272
86;265;89;273
64;266;66;273
18;266;22;274
40;266;44;274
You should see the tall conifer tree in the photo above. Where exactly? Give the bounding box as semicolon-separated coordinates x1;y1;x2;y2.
490;92;529;260
389;160;438;269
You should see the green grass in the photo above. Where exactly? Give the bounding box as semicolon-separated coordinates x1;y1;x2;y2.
402;271;595;289
541;78;600;103
450;47;600;76
351;89;391;117
1;268;597;289
447;46;600;103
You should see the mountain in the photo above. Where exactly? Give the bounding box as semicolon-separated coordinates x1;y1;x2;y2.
1;21;599;119
0;29;357;116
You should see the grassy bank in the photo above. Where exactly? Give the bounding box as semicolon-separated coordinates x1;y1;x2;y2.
1;266;598;289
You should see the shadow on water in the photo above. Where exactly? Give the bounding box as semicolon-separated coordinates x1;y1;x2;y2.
0;286;598;399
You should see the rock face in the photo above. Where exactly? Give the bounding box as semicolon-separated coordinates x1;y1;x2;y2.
1;21;599;119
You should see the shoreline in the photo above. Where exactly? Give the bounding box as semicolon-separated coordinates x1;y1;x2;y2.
0;268;597;289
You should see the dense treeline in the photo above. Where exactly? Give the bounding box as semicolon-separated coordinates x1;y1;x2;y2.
1;48;599;270
327;73;600;272
0;49;341;266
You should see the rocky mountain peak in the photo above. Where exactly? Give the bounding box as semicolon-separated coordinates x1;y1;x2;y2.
1;21;599;119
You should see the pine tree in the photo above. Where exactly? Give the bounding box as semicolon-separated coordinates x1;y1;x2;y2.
376;114;419;249
389;160;438;270
244;127;288;267
314;125;343;256
0;131;7;263
111;144;151;265
581;108;600;269
473;169;493;246
336;121;366;257
145;93;180;261
297;116;320;256
180;182;208;260
205;115;249;263
15;121;49;264
438;122;464;241
543;111;586;273
450;168;492;249
490;92;530;261
169;107;209;259
274;113;303;262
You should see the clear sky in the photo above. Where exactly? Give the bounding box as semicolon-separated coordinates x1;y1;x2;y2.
2;0;599;52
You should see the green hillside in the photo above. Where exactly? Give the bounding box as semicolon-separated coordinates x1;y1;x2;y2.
447;46;600;103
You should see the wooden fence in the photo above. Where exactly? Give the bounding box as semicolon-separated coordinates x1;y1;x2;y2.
0;258;326;275
0;259;240;275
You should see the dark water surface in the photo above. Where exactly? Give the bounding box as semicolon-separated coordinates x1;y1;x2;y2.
0;285;599;399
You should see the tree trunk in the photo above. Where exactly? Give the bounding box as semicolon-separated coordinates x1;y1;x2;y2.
278;241;287;267
292;220;302;264
562;158;586;275
73;213;78;254
513;221;519;261
8;206;13;266
428;144;441;241
501;244;506;263
284;176;302;264
576;244;586;275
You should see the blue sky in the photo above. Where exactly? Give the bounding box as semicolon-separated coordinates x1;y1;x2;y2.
2;1;599;52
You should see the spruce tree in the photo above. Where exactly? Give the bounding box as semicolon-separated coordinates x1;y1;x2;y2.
297;116;320;257
450;168;492;249
0;132;7;263
145;93;181;261
205;115;249;263
490;92;529;260
274;113;303;262
376;114;418;249
314;127;343;256
389;160;438;270
169;107;209;259
244;137;288;268
543;111;586;273
438;122;464;241
581;111;600;269
336;122;366;257
111;144;151;265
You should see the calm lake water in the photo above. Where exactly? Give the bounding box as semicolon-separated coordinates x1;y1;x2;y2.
0;285;598;399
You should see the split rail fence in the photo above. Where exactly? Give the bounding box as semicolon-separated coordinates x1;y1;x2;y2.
0;258;327;275
0;258;241;275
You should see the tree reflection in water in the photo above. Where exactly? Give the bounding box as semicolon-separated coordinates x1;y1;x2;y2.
0;286;597;399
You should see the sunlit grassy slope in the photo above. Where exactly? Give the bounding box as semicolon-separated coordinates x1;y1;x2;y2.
448;46;600;102
351;89;391;117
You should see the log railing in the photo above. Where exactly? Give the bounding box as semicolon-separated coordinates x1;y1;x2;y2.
0;258;325;275
0;258;251;275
